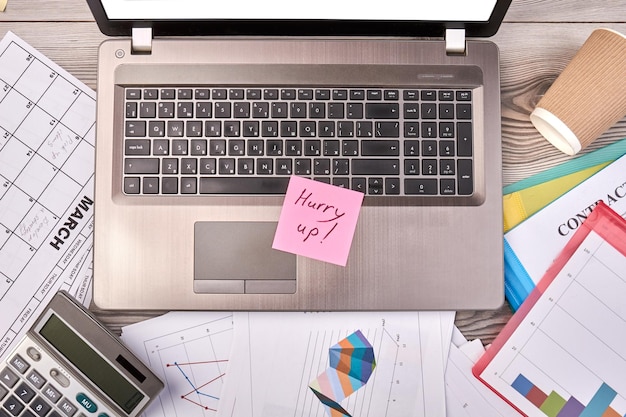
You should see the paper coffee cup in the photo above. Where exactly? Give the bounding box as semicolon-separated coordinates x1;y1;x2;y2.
530;28;626;155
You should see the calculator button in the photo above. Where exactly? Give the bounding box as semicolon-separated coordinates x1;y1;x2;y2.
15;382;36;403
42;384;61;404
26;370;46;389
9;355;29;374
0;385;6;400
2;395;25;416
76;393;97;413
0;369;18;389
58;398;77;416
28;397;51;417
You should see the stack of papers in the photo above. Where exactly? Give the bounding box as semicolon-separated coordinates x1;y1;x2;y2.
120;311;520;417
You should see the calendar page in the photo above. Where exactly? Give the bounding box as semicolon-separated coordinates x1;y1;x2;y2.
0;32;95;361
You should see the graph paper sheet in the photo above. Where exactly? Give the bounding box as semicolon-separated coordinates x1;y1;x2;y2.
218;311;452;417
121;312;235;417
474;202;626;417
0;31;95;360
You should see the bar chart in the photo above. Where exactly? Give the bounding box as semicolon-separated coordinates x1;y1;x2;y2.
511;374;623;417
476;228;626;417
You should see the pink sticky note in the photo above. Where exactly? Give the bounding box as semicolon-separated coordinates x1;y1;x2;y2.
272;176;364;266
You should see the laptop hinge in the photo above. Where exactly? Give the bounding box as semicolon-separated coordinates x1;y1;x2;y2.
445;28;466;55
132;27;153;54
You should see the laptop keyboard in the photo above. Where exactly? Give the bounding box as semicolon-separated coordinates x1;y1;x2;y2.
123;87;474;196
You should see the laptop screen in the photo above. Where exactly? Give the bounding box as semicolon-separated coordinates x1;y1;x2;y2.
98;0;497;22
88;0;511;37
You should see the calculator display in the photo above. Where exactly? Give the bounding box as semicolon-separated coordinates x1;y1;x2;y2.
39;314;145;414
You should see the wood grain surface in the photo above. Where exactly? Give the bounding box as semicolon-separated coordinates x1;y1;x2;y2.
1;0;625;344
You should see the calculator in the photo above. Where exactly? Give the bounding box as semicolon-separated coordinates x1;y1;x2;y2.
0;292;163;417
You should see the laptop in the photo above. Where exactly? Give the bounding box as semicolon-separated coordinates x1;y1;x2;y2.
87;0;510;311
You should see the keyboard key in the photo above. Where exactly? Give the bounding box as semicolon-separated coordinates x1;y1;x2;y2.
352;159;399;175
365;103;399;119
124;177;140;194
143;89;158;99
162;178;178;194
421;90;436;101
281;89;296;100
421;103;437;119
403;90;419;100
456;90;472;101
199;177;290;194
457;159;473;195
368;177;384;194
160;88;175;99
263;88;279;99
125;140;150;155
457;122;473;156
212;88;227;99
385;178;400;194
229;88;245;99
384;90;399;100
361;140;400;156
178;88;193;99
440;179;456;195
349;89;365;100
457;103;472;119
126;89;141;99
405;179;437;195
332;89;348;100
374;122;399;137
124;158;159;174
125;121;146;137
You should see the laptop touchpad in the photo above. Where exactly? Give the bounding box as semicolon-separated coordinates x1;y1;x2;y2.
194;221;297;294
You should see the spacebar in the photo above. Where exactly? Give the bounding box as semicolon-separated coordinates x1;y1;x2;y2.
199;177;290;194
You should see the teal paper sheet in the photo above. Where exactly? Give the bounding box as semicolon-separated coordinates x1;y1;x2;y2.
503;137;626;195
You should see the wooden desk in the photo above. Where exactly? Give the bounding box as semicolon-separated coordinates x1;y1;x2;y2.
1;0;625;344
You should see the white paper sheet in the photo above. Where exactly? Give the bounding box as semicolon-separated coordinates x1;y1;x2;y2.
121;312;235;417
218;311;452;417
445;343;520;417
0;31;95;361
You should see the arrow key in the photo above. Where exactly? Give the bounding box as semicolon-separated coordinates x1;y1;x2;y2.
385;178;400;195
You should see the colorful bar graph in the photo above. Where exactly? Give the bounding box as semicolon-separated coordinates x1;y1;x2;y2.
511;375;624;417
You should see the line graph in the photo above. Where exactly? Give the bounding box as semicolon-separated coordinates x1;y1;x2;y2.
167;360;229;411
135;313;234;417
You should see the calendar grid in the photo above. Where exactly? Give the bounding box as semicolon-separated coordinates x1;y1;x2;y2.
0;32;95;361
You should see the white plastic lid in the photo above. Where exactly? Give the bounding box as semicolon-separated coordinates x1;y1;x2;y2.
530;107;581;156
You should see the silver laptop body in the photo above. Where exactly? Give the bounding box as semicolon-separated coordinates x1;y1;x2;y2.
87;0;510;310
